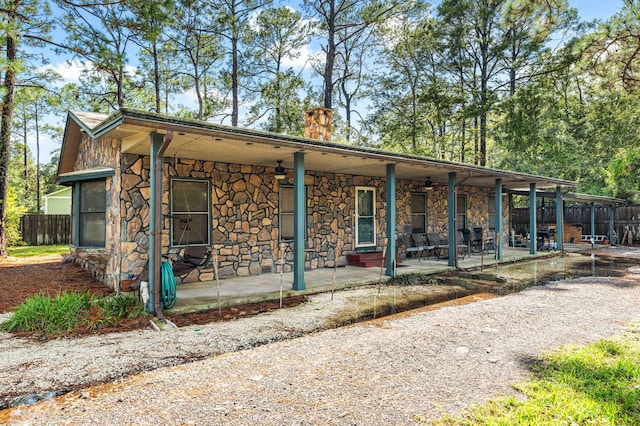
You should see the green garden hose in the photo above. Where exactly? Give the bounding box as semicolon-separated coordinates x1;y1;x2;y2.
161;261;177;309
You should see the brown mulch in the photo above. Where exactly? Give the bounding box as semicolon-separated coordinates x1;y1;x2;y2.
0;254;306;337
0;254;112;313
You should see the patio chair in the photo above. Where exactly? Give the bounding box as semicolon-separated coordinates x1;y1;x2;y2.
413;233;436;259
402;234;425;262
457;231;471;260
427;233;445;260
460;229;474;253
472;227;484;252
171;246;212;277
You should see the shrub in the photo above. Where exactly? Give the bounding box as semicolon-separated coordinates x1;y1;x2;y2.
1;292;91;335
1;292;147;336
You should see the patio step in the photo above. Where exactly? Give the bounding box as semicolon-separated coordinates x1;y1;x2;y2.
346;252;402;268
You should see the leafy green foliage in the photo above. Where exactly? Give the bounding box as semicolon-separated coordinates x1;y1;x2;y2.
5;187;26;246
89;296;147;330
1;292;92;335
607;147;640;203
1;292;147;336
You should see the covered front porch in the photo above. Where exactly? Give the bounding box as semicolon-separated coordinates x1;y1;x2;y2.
170;243;588;313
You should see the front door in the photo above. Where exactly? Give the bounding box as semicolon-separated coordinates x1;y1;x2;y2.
356;187;376;248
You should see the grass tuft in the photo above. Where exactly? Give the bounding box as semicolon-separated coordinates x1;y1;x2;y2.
1;292;147;336
431;323;640;425
1;291;91;335
7;245;70;257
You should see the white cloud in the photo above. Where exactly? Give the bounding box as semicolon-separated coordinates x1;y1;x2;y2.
43;60;88;86
42;60;139;87
283;44;315;70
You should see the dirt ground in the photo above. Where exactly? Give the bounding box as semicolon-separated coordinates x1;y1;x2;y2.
0;254;306;335
0;254;112;313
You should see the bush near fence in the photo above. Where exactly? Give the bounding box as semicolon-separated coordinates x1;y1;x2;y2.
20;214;70;246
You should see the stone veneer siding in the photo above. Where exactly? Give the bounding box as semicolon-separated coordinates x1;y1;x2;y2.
119;154;508;283
69;134;122;290
66;133;509;289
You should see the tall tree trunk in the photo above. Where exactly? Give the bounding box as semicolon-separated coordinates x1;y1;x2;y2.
35;101;41;213
153;41;161;113
0;4;19;256
23;116;28;196
232;34;239;126
323;0;336;109
474;116;479;165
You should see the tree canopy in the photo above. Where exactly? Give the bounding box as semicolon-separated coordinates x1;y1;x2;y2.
1;0;640;254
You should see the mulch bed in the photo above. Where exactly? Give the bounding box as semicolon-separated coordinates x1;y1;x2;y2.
0;255;112;313
0;254;307;337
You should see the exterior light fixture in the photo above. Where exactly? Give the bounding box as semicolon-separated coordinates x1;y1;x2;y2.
425;177;433;191
275;160;286;180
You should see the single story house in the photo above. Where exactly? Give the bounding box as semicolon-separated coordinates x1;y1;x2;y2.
41;186;72;215
58;107;579;317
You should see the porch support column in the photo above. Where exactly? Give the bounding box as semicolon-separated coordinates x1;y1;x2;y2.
293;152;305;291
590;202;596;249
555;186;563;251
495;179;503;260
609;206;615;246
529;183;537;255
148;132;163;314
448;172;457;267
385;164;396;276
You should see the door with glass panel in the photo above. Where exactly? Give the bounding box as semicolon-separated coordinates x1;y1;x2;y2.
355;187;376;247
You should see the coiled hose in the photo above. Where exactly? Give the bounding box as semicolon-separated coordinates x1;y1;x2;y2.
160;261;177;309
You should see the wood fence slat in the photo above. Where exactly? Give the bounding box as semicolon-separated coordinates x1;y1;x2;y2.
511;205;640;240
20;214;71;246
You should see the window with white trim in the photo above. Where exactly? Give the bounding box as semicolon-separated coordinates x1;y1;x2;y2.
279;185;307;241
170;179;210;246
411;193;427;234
488;195;496;230
457;194;467;230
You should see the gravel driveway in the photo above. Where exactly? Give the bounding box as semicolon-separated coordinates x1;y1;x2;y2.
2;265;639;425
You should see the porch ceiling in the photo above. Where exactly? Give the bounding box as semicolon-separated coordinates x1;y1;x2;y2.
73;109;577;190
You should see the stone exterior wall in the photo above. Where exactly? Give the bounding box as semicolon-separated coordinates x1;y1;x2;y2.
70;135;122;290
119;157;423;280
69;135;511;287
117;155;510;284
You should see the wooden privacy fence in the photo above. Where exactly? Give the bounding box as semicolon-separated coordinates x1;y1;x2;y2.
511;205;640;239
20;214;71;246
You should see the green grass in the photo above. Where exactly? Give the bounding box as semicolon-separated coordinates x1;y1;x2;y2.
0;292;147;336
430;323;640;425
1;291;91;335
7;244;69;257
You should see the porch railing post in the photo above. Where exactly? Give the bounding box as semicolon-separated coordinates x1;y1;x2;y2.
529;183;537;255
385;164;396;276
448;172;457;267
293;152;306;291
495;178;502;260
555;186;563;251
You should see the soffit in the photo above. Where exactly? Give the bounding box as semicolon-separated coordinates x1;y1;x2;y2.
87;110;576;191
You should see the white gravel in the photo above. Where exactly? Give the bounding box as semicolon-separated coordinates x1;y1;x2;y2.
1;272;640;425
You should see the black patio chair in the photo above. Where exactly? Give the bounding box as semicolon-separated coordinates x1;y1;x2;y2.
427;233;444;260
457;231;471;260
472;227;484;252
402;234;425;262
460;229;474;253
171;246;212;277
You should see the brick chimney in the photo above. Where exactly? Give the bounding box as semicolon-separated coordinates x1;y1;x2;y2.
304;107;332;141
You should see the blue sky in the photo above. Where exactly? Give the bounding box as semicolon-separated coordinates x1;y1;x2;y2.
35;0;626;167
569;0;623;21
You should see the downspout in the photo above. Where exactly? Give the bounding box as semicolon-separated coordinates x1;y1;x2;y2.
152;130;173;321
